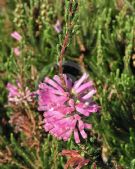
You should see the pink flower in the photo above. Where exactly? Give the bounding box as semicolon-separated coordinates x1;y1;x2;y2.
13;47;21;56
61;150;90;169
11;32;22;56
37;73;99;143
7;82;33;104
11;31;22;41
54;20;62;33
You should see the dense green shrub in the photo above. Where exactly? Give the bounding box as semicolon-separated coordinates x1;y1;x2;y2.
0;0;135;168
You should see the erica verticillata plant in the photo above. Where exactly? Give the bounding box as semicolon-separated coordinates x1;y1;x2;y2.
37;73;99;143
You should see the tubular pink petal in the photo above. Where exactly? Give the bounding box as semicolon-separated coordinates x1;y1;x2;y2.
53;75;62;85
54;20;62;33
84;123;92;129
82;89;96;100
61;129;73;141
80;130;87;139
44;111;64;118
78;120;87;139
63;74;72;89
44;87;63;95
55;117;73;126
11;31;22;41
68;99;75;107
73;73;88;90
44;123;53;131
78;120;84;131
75;81;93;94
45;77;64;92
75;105;90;116
74;114;81;121
74;129;80;144
86;104;100;113
13;47;20;56
53;127;69;138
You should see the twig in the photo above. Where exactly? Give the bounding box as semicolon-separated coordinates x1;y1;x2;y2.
58;0;77;87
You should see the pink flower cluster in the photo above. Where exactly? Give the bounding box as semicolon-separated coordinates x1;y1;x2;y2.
7;82;33;104
37;73;99;143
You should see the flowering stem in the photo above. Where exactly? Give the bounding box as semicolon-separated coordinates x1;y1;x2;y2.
58;0;78;87
59;32;69;86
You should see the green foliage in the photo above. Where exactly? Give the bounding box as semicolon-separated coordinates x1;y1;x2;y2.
0;0;135;168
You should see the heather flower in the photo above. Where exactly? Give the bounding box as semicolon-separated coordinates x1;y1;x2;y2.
37;73;99;143
54;20;62;33
7;82;33;104
11;31;22;41
13;47;21;56
61;150;89;169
